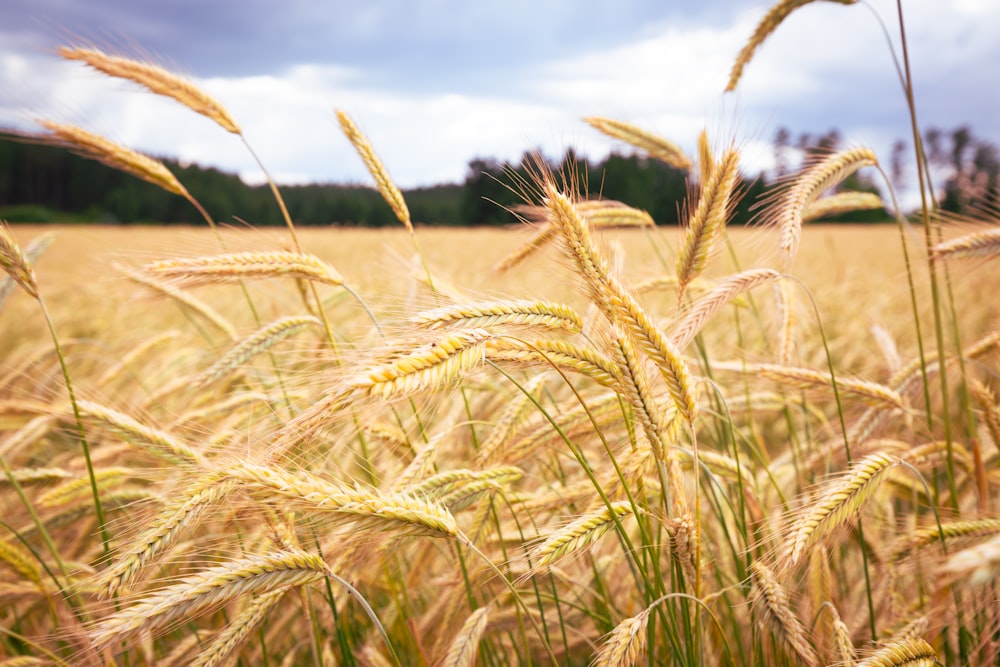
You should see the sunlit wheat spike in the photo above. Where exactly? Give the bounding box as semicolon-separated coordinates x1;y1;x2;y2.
77;399;205;466
412;299;582;333
748;561;819;667
714;361;906;411
802;191;884;222
144;251;343;287
0;229;51;308
583;116;691;169
352;329;493;397
726;0;859;92
91;548;330;651
584;202;656;229
37;467;131;508
856;637;938;666
0;538;42;588
227;462;458;537
772;147;878;264
697;128;714;185
402;466;522;503
676;148;740;300
488;337;621;387
59;46;241;134
336;109;412;232
476;374;547;463
493;223;557;272
36;120;189;197
532;501;634;567
440;604;491;667
609;331;676;459
671;268;780;349
590;606;652;667
190;587;288;667
116;262;237;340
931;227;1000;260
196;315;320;386
0;222;39;299
103;475;235;596
894;518;1000;560
786;452;897;566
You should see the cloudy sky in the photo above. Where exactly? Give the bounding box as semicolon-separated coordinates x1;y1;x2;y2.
2;0;998;200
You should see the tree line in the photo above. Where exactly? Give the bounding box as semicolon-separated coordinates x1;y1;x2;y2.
1;125;994;226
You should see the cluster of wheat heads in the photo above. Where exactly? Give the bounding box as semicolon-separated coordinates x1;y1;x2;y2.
2;3;1000;666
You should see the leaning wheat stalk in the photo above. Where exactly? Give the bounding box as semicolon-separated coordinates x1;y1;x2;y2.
336;109;412;232
930;227;1000;260
59;47;241;134
785;452;898;566
91;548;331;651
532;501;634;567
726;0;859;92
769;147;878;264
0;222;39;299
802;191;884;221
439;605;491;667
190;587;289;667
748;561;819;667
196;315;320;386
583;117;691;169
143;251;344;287
856;637;938;666
675;148;740;301
37;120;190;198
412;299;582;333
590;605;653;667
670;268;781;349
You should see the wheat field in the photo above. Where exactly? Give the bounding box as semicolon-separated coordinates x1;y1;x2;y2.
2;2;1000;665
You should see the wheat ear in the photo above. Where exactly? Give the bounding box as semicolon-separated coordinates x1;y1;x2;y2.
771;147;878;263
856;637;938;666
931;227;1000;260
748;561;819;667
36;120;189;197
102;475;235;596
439;605;491;667
532;501;634;567
116;263;236;340
352;329;493;398
0;223;40;299
675;148;740;300
590;606;653;667
227;462;458;538
583;117;691;169
786;452;897;566
609;331;677;459
894;517;1000;560
76;399;204;465
143;251;343;287
726;0;858;92
196;315;319;387
190;588;289;667
486;338;622;388
671;268;780;349
801;191;884;221
412;299;582;333
59;46;241;134
336;109;412;232
91;548;330;651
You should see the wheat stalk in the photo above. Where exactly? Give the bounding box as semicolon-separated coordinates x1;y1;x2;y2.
931;227;1000;260
726;0;859;92
190;587;289;667
0;223;39;299
336;109;412;232
770;147;878;264
856;637;938;666
196;315;319;387
77;399;205;466
590;605;652;667
801;191;884;221
59;46;240;134
583;117;691;169
439;604;491;667
675;148;740;300
36;120;189;198
785;452;897;566
671;268;781;349
91;548;330;651
532;501;634;567
143;251;344;287
412;299;582;333
748;561;818;667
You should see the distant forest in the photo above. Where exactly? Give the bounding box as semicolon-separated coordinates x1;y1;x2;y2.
0;125;995;226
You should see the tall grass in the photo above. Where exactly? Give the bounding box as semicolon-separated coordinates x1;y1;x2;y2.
0;2;996;665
